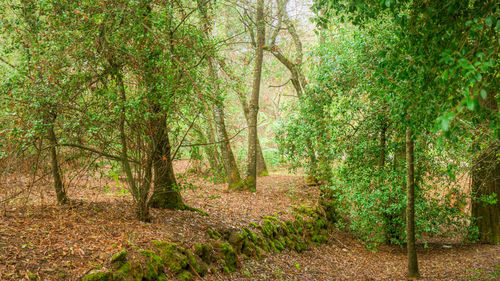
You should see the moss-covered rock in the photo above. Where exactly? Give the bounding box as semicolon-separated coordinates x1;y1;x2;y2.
186;250;208;276
214;242;237;272
158;274;169;281
112;260;143;281
193;243;213;264
274;239;285;251
243;227;258;242
261;220;277;238
207;229;222;240
178;270;193;281
152;241;187;274
312;234;328;244
228;231;245;253
81;270;113;281
110;250;127;264
140;250;163;280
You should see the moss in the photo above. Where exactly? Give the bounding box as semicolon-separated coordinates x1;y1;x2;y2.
285;220;296;235
258;170;269;177
152;241;187;274
140;250;163;280
312;234;328;244
293;217;305;235
264;216;278;222
215;242;237;271
81;270;113;281
193;244;203;256
249;222;259;228
27;272;37;280
178;270;193;281
267;240;279;253
228;231;245;252
241;240;260;258
112;260;143;281
314;217;327;231
158;274;169;281
110;250;127;264
186;250;208;276
243;227;258;242
274;239;284;251
283;236;293;248
261;220;276;238
193;243;213;264
207;229;222;240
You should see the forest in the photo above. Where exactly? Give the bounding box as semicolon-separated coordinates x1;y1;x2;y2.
0;0;498;280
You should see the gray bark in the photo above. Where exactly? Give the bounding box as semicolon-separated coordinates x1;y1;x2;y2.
246;0;265;191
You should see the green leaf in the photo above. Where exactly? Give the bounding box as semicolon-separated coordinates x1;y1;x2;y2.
466;98;478;111
480;89;487;100
485;16;494;27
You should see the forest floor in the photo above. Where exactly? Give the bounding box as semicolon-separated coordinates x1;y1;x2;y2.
0;161;498;281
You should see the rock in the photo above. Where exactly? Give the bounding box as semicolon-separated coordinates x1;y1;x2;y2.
140;250;163;281
228;231;245;253
152;240;188;274
186;250;208;276
110;250;127;266
214;242;237;272
81;270;113;281
178;270;193;281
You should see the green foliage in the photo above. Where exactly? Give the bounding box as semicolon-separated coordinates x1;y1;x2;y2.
278;8;486;244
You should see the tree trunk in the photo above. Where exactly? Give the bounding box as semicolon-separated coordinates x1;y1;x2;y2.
471;142;500;244
149;123;184;209
116;71;148;221
246;0;265;191
217;58;268;176
238;94;268;177
46;114;68;205
379;122;387;168
198;2;244;189
406;128;419;279
471;88;500;244
212;103;243;189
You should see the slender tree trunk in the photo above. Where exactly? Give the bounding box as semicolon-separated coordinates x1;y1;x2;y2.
238;92;268;176
193;124;223;180
217;58;268;176
380;122;387;168
406;128;419;279
46;114;68;205
116;71;143;218
246;0;265;191
198;2;243;189
212;103;243;189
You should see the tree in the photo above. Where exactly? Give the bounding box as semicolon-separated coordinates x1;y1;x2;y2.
246;0;265;191
406;128;419;279
198;0;244;190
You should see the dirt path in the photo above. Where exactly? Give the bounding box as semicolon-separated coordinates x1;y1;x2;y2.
0;167;498;280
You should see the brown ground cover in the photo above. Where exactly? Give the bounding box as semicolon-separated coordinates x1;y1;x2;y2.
0;162;498;280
